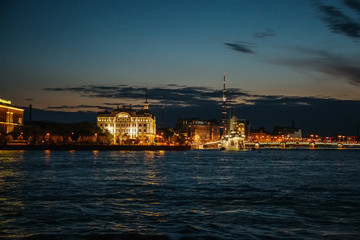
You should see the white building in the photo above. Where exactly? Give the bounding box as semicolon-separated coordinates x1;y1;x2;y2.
97;103;156;144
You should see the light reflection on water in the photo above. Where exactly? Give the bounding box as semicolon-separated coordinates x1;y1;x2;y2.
0;151;26;238
0;149;359;240
142;151;165;186
43;149;51;162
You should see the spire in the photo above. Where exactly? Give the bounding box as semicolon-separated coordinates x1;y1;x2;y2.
145;81;148;104
222;73;227;120
143;82;149;111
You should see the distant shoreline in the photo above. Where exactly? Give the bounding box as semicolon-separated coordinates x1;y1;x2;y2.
0;144;191;151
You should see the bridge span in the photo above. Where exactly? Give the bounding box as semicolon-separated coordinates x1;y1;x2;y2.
246;142;360;149
201;141;360;149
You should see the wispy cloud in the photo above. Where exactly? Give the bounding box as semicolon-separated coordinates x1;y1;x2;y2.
313;0;360;38
344;0;360;13
271;47;360;86
224;42;256;54
164;83;187;88
253;29;276;39
47;105;113;110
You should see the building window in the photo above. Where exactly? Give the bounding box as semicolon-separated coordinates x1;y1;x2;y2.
144;124;147;127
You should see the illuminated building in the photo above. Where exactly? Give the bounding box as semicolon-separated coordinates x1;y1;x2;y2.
97;103;156;144
273;125;302;139
177;118;221;143
249;129;272;142
0;98;24;134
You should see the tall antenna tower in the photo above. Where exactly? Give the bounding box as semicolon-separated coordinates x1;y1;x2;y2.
222;73;227;121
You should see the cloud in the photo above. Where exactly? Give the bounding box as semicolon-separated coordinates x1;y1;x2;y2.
314;1;360;38
44;85;252;108
164;83;186;88
253;29;276;39
224;42;255;54
47;105;113;111
344;0;360;13
271;48;360;86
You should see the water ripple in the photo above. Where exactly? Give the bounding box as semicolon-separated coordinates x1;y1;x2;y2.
0;149;359;239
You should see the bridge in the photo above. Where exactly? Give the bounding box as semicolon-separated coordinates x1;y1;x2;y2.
201;141;360;149
246;142;360;149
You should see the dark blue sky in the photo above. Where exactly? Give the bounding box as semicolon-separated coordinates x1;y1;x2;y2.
1;0;360;135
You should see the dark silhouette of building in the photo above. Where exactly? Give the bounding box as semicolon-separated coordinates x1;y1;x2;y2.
273;125;302;139
177;118;221;143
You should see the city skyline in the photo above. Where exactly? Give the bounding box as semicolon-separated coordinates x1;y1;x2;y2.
1;0;360;135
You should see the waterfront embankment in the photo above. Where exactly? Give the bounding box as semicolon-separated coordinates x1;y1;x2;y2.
0;144;191;151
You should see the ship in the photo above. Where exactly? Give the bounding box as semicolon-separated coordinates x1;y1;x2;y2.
214;73;247;150
219;115;246;150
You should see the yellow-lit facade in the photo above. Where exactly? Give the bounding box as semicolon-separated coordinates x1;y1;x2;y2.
97;105;156;144
0;101;24;134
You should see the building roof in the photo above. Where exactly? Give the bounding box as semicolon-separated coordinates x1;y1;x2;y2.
0;103;24;111
97;106;154;118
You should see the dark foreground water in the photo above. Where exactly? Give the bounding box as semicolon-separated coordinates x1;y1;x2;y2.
0;149;359;240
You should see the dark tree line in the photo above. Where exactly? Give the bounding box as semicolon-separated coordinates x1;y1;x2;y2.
0;121;112;145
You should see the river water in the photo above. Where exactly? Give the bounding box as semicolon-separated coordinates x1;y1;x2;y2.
0;149;359;240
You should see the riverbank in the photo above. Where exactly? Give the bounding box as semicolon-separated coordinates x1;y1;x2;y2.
0;144;191;151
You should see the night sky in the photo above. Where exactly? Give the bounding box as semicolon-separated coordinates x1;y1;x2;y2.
1;0;360;136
